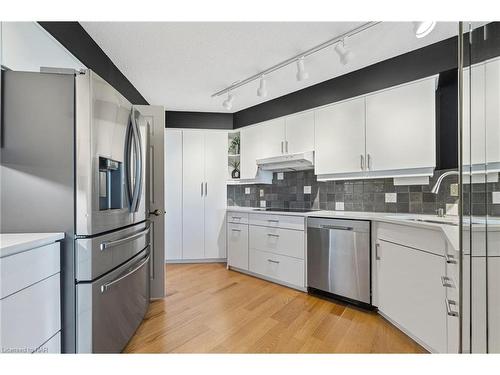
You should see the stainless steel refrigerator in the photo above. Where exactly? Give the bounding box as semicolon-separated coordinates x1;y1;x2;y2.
1;69;151;353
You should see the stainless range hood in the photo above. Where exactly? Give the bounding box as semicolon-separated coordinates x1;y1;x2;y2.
256;151;314;172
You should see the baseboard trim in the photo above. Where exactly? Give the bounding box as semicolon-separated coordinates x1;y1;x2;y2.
165;258;227;264
228;266;307;292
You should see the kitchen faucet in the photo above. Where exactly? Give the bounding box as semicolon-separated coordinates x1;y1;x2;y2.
430;170;459;194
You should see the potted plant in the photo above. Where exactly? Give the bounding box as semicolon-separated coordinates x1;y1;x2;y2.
229;134;240;155
229;159;240;179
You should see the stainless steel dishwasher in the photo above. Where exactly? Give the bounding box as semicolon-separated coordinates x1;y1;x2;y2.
307;217;371;308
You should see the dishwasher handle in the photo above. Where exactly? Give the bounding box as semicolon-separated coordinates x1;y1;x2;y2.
320;224;354;231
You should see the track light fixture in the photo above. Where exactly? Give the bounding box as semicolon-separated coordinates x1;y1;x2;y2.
334;40;354;65
296;57;309;82
413;21;436;38
222;92;234;110
257;76;268;97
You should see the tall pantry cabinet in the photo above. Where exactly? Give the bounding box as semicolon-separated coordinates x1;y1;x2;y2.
165;129;228;261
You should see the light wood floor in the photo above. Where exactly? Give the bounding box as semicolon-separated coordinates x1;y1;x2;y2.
124;263;426;353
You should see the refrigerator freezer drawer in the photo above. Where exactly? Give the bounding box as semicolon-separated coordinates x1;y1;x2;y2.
75;222;149;281
76;248;150;353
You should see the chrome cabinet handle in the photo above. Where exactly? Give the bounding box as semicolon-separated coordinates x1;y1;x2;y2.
205;182;207;196
321;225;353;231
360;154;365;170
445;253;457;264
367;153;372;170
375;243;381;260
231;228;241;232
267;219;279;223
231;216;242;220
441;276;455;288
267;259;280;264
100;227;150;251
285;141;288;153
201;182;203;196
446;299;459;317
281;141;284;154
101;253;150;293
267;233;280;237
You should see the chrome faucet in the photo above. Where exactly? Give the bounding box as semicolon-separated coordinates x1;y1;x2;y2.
430;170;459;194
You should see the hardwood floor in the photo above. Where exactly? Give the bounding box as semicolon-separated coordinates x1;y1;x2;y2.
124;263;426;353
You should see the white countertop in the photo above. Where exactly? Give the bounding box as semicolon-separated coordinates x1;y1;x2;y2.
226;206;461;251
0;233;65;258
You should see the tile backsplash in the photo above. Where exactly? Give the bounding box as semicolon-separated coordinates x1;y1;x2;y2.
227;169;500;216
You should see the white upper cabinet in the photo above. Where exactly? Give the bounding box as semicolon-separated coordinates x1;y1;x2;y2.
485;58;500;166
240;125;262;180
285;111;315;154
365;77;436;172
315;97;366;176
259;118;286;158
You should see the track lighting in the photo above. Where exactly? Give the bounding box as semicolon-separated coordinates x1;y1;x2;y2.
413;21;436;38
296;57;309;82
257;76;268;98
334;40;354;65
222;93;234;110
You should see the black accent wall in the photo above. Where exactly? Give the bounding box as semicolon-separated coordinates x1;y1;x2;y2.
166;111;233;129
38;22;149;105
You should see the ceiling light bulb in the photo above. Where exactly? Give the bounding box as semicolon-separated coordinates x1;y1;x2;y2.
296;57;309;82
413;21;436;38
222;93;234;110
257;76;268;97
334;41;354;65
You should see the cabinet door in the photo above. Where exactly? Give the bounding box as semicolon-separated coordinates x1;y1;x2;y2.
366;78;436;172
240;125;261;180
227;223;249;270
376;240;447;353
259;118;286;158
182;130;205;260
204;131;228;259
463;64;486;166
315;98;366;175
165;129;183;260
285;111;314;154
485;59;500;165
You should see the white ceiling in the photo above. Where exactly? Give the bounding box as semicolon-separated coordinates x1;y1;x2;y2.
81;22;459;113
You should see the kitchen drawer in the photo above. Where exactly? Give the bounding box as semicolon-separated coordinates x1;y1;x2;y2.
377;222;446;256
227;211;249;224
249;248;304;288
249;225;304;259
1;242;60;299
0;273;61;353
34;332;61;354
227;222;249;270
249;213;305;230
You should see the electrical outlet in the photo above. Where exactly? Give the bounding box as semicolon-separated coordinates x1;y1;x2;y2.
493;192;500;204
304;185;311;194
385;193;397;203
277;172;284;180
335;202;344;211
260;200;266;208
245;187;250;194
260;189;264;197
450;183;459;197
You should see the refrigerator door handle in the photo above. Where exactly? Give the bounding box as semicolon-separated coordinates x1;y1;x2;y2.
131;109;143;212
125;114;134;209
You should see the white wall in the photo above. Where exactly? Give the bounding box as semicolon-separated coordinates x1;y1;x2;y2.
1;22;85;72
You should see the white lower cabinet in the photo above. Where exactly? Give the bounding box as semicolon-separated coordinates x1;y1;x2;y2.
227;211;306;290
249;248;304;288
227;221;249;270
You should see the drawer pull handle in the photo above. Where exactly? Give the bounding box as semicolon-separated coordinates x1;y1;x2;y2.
445;254;457;264
101;254;150;293
100;226;150;251
232;216;242;220
267;233;280;238
321;224;353;231
267;259;280;264
267;219;279;223
441;276;455;288
375;243;381;260
445;298;459;317
231;229;241;232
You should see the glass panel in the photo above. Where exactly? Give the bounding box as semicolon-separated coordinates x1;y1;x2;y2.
461;22;500;353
